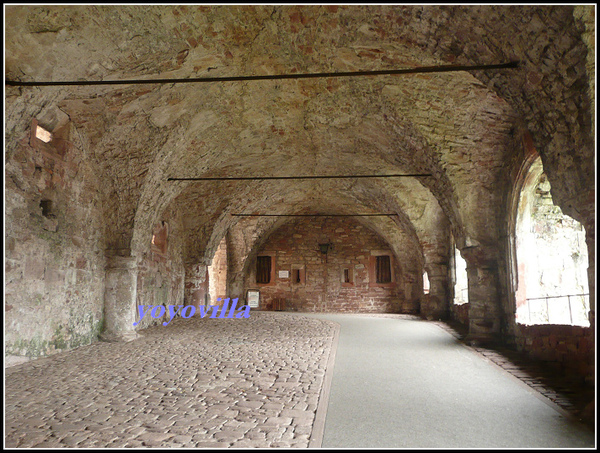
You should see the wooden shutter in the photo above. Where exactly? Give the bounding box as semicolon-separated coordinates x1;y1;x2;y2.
256;256;271;283
376;255;391;283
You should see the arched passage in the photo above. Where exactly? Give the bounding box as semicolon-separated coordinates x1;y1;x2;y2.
208;236;228;306
514;158;590;326
506;151;593;381
4;6;594;404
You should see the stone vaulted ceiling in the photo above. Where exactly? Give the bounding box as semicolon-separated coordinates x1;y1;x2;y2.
5;5;594;262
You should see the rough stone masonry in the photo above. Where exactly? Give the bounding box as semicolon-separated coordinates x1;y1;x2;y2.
4;4;595;417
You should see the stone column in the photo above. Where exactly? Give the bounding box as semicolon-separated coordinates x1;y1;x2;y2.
584;218;595;327
422;264;449;320
184;263;208;312
100;255;139;342
462;246;503;345
584;218;595;387
228;270;246;301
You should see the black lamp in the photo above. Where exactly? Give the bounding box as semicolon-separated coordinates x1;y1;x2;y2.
318;243;331;254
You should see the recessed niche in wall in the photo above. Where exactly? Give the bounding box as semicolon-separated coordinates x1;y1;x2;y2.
291;266;305;285
39;198;58;232
151;221;168;255
342;267;354;285
40;199;55;218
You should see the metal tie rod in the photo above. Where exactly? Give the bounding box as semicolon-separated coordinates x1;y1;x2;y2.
5;61;519;87
232;214;398;217
168;174;432;181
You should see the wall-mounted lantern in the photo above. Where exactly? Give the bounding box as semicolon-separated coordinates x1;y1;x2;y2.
318;242;332;263
318;243;332;254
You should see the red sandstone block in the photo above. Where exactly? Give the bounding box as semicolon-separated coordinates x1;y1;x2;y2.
75;256;87;269
45;267;65;286
578;337;590;352
556;342;568;352
24;258;45;280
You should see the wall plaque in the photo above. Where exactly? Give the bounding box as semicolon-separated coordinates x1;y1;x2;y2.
247;290;260;308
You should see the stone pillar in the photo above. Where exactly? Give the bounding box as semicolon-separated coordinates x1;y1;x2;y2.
228;271;245;301
462;246;503;345
422;264;449;320
584;218;595;387
584;218;595;326
100;256;139;342
184;263;208;312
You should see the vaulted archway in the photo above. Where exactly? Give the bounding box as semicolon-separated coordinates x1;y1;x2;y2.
5;5;595;398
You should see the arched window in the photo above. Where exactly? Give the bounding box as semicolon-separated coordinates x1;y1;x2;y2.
208;236;228;305
453;247;469;305
423;271;430;295
514;158;589;326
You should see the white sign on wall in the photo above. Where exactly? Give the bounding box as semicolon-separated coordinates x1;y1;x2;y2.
247;290;260;308
278;270;290;279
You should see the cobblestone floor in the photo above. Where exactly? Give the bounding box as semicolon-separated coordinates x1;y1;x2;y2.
5;312;337;448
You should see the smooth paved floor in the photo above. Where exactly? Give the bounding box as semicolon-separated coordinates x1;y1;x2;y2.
306;313;596;449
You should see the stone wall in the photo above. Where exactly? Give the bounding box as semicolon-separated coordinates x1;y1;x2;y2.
451;302;470;328
5;119;105;358
134;208;186;329
247;217;409;313
3;5;594;376
183;264;209;313
514;324;593;382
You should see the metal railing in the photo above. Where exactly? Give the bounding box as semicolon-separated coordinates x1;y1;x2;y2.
525;293;590;325
453;287;469;305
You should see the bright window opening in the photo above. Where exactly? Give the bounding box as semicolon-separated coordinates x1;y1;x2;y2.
423;271;430;295
36;124;53;143
453;248;469;305
515;159;589;326
208;236;228;305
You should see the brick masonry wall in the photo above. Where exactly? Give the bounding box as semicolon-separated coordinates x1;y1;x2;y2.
514;324;593;380
5;120;105;358
248;217;408;313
